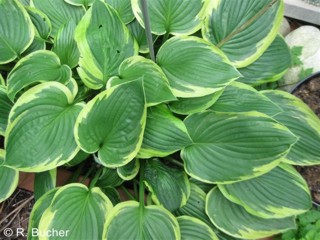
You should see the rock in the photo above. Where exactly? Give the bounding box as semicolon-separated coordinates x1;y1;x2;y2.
279;26;320;91
279;18;291;36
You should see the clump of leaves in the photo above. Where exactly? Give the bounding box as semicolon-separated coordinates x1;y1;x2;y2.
1;0;320;239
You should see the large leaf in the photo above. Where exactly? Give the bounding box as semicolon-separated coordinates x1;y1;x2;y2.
0;149;18;202
74;0;137;89
39;184;113;240
157;36;240;98
7;50;72;101
103;201;180;239
181;111;297;184
131;0;207;35
263;90;320;165
238;35;291;86
28;188;59;240
0;0;34;64
138;105;192;159
106;0;134;24
210;81;282;117
5;82;84;172
177;216;218;240
107;56;176;106
0;86;13;135
219;164;311;219
75;80;146;167
144;159;190;212
52;19;80;69
31;0;85;37
202;0;283;67
25;6;52;40
206;187;296;239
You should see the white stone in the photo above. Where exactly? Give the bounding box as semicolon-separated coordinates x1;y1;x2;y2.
279;18;291;36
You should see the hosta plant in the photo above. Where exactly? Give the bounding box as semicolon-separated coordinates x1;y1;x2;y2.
1;0;320;239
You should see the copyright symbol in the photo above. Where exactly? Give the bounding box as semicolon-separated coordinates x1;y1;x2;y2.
3;228;13;237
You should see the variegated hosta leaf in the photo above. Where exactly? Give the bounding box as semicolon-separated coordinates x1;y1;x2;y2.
105;0;134;24
219;164;311;219
131;0;207;35
28;189;59;240
64;150;89;167
177;216;218;240
96;167;124;188
22;36;46;56
203;0;283;68
19;0;30;6
144;159;190;212
0;149;18;202
206;187;296;239
52;19;80;69
25;6;52;40
210;81;282;117
262;90;320;165
75;80;146;167
34;169;57;201
127;19;155;53
157;36;240;98
238;35;291;86
100;186;121;206
0;86;13;136
74;0;137;89
117;158;140;181
39;184;113;240
181;111;297;184
0;0;34;64
0;74;5;86
103;201;180;239
31;0;85;37
7;50;72;101
107;56;176;106
5;82;84;172
169;90;223;115
64;0;95;7
138;105;192;159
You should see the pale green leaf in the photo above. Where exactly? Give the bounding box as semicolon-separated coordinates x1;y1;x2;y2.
0;0;34;64
157;36;240;98
64;0;95;7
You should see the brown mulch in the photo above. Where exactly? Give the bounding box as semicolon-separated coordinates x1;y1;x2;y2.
293;75;320;204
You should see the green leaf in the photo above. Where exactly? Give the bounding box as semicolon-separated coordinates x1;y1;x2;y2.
181;111;297;184
52;19;80;69
96;167;124;188
0;0;34;64
117;158;140;181
5;82;84;172
7;50;72;101
100;186;121;206
74;0;137;89
107;56;176;106
19;0;30;6
103;201;180;239
0;86;13;136
131;0;208;35
0;74;5;86
64;0;95;7
144;159;190;212
206;187;296;239
105;0;134;24
34;169;57;201
290;46;303;67
157;36;240;98
39;183;113;240
177;216;218;240
22;36;46;56
219;164;311;219
31;0;85;37
209;81;282;117
0;149;18;202
262;90;320;165
138;105;192;159
238;35;291;86
64;150;89;167
25;6;52;40
28;188;59;240
203;0;284;67
169;90;223;115
75;80;146;168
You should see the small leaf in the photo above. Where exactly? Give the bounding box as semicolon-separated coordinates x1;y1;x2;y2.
0;0;34;64
117;158;140;181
